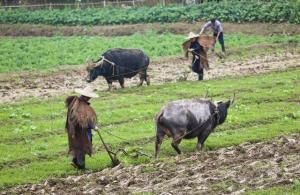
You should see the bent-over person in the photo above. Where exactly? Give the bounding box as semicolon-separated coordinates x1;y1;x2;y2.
65;87;99;170
200;18;225;53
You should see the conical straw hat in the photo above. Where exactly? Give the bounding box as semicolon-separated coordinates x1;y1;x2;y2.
186;32;200;39
75;87;99;98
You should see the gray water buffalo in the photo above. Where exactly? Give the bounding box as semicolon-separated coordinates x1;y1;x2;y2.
155;97;233;158
86;48;150;90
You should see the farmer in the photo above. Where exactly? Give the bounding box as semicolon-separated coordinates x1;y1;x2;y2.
187;32;205;80
65;87;99;170
199;18;225;53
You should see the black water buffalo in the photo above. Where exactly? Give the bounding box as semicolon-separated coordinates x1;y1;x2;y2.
86;48;150;90
155;97;233;158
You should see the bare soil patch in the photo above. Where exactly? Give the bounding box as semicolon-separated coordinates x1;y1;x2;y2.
1;22;299;37
0;53;299;103
2;134;300;194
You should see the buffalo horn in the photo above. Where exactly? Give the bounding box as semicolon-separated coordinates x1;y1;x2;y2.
231;93;236;105
204;90;209;98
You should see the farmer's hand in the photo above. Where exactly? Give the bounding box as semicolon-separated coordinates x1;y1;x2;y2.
94;126;100;131
188;48;194;52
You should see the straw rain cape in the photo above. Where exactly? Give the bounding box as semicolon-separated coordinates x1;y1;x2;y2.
65;96;97;156
182;35;215;70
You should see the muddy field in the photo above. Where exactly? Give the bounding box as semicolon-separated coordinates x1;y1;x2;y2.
0;52;299;103
2;134;300;194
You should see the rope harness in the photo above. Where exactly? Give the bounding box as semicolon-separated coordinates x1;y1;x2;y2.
102;56;117;76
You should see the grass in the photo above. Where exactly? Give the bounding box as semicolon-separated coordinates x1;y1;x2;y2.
0;68;299;189
0;32;299;72
247;180;300;195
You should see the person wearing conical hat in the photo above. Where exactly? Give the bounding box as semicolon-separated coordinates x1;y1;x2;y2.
65;87;99;170
186;32;205;80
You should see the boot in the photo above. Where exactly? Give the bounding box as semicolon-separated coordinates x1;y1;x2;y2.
221;44;225;53
77;164;85;170
198;74;203;81
76;154;86;170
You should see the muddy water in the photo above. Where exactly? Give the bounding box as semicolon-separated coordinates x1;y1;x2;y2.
2;134;300;194
0;53;299;103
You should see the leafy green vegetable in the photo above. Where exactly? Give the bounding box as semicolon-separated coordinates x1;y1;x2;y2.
0;0;299;25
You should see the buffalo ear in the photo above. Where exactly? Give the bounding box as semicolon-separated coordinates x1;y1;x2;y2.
86;62;93;71
225;100;231;108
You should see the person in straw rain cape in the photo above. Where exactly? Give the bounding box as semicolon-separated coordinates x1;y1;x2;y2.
65;87;99;170
186;32;206;80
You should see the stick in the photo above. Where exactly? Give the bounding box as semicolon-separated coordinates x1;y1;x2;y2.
95;130;120;167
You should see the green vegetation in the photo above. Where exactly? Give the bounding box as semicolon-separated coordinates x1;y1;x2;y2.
247;180;300;195
0;32;299;72
0;68;299;188
1;1;299;25
0;32;181;72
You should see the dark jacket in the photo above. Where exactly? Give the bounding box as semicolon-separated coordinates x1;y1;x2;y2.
189;41;203;74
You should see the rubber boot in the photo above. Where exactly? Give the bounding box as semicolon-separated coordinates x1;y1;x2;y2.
76;153;86;170
198;74;204;81
221;44;225;53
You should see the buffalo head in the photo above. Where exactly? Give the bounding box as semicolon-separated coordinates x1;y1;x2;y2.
215;93;235;124
86;58;104;83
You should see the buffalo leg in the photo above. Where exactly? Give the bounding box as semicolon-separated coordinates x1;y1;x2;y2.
171;136;182;155
105;78;113;91
155;123;166;158
138;74;144;86
197;128;212;151
118;77;125;88
108;83;113;91
146;75;150;86
138;70;147;86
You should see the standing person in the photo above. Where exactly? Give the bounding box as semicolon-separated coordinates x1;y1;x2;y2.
199;18;225;53
187;32;205;81
65;87;99;170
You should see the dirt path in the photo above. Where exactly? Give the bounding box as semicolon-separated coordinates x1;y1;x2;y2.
0;53;299;103
2;134;300;194
1;22;300;36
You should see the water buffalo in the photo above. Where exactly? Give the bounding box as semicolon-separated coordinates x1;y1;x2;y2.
86;48;150;90
155;96;233;158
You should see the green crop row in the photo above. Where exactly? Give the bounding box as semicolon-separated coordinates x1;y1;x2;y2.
1;32;299;73
0;0;299;25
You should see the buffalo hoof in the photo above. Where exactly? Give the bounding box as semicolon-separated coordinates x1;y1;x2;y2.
146;76;150;86
197;143;203;151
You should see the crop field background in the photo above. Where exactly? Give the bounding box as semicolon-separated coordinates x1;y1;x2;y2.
0;32;299;72
1;0;300;25
0;0;300;194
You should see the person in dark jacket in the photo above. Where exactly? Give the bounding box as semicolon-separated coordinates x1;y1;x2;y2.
187;32;204;80
65;87;99;170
